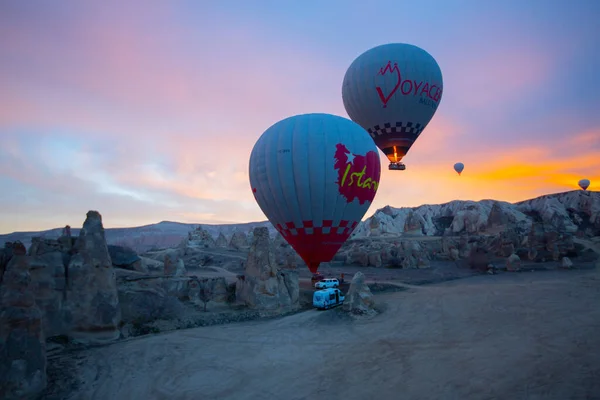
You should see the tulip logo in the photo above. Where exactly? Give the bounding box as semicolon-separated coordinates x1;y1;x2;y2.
334;143;380;205
376;61;402;108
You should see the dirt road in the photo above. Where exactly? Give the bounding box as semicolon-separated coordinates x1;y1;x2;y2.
45;269;600;400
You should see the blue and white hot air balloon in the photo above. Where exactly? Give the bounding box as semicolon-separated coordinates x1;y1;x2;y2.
454;162;465;175
578;178;590;191
249;113;381;273
342;43;444;171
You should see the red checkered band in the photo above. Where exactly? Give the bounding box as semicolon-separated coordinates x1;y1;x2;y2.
274;220;360;274
274;220;359;238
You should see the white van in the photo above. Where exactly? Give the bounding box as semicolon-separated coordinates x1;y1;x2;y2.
313;288;345;309
315;278;340;289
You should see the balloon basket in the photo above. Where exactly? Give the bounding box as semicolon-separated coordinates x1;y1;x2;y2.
388;162;406;171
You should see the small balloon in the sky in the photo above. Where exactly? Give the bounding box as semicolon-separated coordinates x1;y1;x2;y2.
249;113;381;274
454;162;464;176
578;178;590;191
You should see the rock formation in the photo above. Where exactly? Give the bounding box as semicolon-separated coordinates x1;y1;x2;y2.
118;279;187;325
118;275;232;325
187;226;216;248
468;239;491;271
271;245;302;269
343;271;376;316
1;241;26;285
334;218;593;268
67;211;122;344
506;253;522;272
164;249;187;276
3;213;121;343
1;212;124;345
229;230;249;250
345;248;369;267
188;277;229;308
28;236;74;256
0;254;47;399
352;200;531;238
352;191;600;240
235;227;299;311
25;251;67;338
108;245;147;273
344;239;432;269
215;232;228;248
561;257;573;269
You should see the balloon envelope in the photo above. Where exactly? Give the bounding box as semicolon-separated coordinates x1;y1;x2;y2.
342;43;443;163
454;162;464;175
578;178;590;191
249;113;381;273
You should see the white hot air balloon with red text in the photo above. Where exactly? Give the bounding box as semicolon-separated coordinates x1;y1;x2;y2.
342;43;443;171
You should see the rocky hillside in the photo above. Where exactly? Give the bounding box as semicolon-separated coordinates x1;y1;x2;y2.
2;191;598;253
352;190;599;239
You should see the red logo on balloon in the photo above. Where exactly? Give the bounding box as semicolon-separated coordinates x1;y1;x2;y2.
334;143;380;205
376;61;443;108
376;62;402;108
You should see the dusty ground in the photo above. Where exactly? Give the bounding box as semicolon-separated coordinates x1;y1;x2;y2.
44;266;600;400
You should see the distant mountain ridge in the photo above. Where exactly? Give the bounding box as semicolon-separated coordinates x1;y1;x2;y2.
2;190;598;253
0;220;275;253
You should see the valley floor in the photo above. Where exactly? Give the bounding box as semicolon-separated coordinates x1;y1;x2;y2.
44;267;600;400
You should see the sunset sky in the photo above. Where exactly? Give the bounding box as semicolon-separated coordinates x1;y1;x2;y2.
1;0;599;233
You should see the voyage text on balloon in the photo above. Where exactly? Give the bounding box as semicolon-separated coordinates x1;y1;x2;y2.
376;61;442;109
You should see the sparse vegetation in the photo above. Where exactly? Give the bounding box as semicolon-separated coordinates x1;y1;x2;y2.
46;335;70;345
200;255;213;266
131;320;161;335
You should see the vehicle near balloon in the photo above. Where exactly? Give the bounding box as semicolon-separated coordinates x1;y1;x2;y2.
248;113;381;275
313;288;345;310
315;278;340;289
342;43;444;171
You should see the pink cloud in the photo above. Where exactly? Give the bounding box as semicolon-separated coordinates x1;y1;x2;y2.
0;133;266;233
0;2;348;223
570;129;600;148
0;2;342;141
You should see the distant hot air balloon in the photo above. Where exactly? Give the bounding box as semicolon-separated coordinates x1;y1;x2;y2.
578;178;590;191
342;43;443;171
454;162;464;175
249;113;381;274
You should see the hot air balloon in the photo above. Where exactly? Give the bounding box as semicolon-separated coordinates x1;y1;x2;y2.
454;162;464;175
249;113;381;274
579;178;590;191
342;43;443;171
